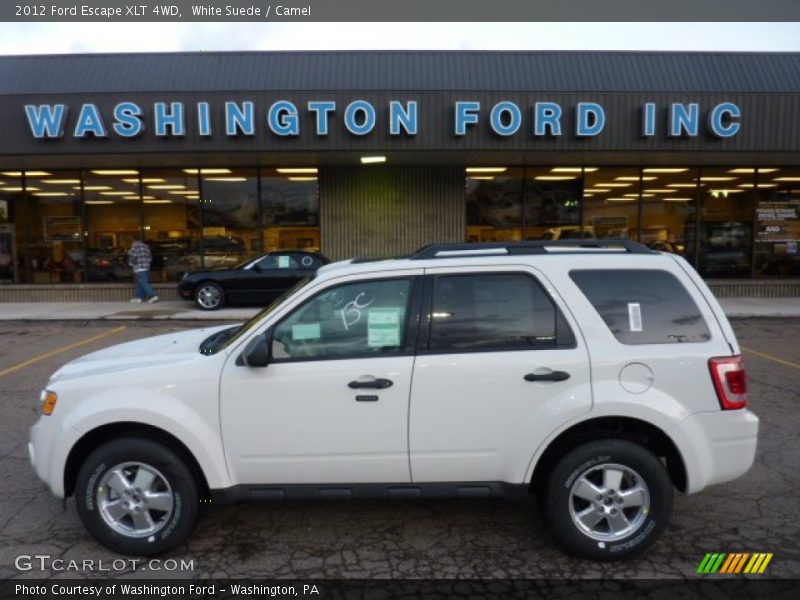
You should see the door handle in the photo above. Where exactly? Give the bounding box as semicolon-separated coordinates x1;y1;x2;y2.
348;378;394;389
524;370;571;382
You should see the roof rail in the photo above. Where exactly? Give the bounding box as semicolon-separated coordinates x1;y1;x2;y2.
410;239;653;260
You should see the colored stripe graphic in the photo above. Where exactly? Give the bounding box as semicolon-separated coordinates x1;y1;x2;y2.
700;552;774;575
697;553;727;574
744;553;774;574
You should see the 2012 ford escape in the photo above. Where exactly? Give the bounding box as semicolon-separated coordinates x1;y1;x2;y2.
28;240;759;559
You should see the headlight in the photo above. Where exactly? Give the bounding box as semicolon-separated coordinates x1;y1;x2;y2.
40;390;58;415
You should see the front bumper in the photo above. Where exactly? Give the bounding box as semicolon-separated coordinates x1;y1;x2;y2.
669;409;759;494
29;415;69;498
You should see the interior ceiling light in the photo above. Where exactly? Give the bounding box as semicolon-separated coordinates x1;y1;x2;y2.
1;187;27;192
736;183;778;188
643;168;688;173
32;192;69;197
667;183;699;188
204;177;247;182
468;176;495;180
728;168;779;174
466;167;507;173
663;197;693;202
550;167;598;173
288;177;318;181
84;200;114;204
1;170;51;177
79;186;112;191
535;175;577;180
149;184;185;189
122;178;166;184
91;170;139;176
644;189;677;193
100;191;134;196
276;168;319;174
42;179;81;184
595;182;632;187
168;190;200;195
183;168;232;175
772;177;800;182
699;176;736;182
606;197;636;202
143;199;173;204
615;176;657;181
361;156;387;164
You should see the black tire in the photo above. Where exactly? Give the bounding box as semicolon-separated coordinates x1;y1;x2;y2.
75;438;199;556
541;439;673;560
194;281;225;311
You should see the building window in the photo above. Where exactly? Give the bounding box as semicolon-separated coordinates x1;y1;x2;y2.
260;168;320;252
84;169;142;283
753;168;800;277
200;168;258;267
522;167;581;240
0;171;23;283
698;168;755;278
582;167;641;240
466;167;523;242
140;169;201;282
23;170;84;283
640;167;697;259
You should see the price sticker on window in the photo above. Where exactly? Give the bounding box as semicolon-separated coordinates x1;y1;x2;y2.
367;308;401;347
278;255;291;269
628;303;643;332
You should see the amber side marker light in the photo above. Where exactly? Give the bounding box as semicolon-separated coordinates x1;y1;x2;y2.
42;391;58;415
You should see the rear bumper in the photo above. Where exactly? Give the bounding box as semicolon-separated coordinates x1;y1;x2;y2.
669;409;759;494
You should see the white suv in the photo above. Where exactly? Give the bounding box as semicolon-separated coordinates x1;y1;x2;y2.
28;240;759;560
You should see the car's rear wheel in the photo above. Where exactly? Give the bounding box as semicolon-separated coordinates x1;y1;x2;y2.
195;282;224;311
541;439;672;560
75;438;199;556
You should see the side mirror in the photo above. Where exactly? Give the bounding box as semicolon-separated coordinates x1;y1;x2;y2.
237;330;272;367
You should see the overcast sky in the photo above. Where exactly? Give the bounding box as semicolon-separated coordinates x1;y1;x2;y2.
0;23;799;54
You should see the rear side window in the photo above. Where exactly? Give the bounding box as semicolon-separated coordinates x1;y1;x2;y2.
428;273;575;352
569;269;711;344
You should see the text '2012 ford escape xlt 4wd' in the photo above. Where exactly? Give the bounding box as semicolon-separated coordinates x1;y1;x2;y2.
28;240;758;559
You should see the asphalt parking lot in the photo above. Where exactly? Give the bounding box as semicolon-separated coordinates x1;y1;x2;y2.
0;319;798;580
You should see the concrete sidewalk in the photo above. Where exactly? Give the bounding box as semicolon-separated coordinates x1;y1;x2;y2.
0;297;797;321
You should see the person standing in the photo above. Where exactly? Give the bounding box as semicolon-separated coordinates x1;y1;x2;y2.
128;237;159;303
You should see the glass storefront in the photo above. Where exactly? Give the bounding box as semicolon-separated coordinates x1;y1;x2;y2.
463;165;777;279
2;168;320;284
1;165;797;284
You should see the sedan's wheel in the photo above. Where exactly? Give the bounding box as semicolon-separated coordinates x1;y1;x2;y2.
75;438;199;556
195;282;224;311
542;439;672;560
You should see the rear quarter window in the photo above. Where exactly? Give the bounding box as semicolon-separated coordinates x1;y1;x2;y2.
569;269;711;344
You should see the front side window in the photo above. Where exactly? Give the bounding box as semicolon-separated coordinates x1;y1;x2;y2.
272;278;412;360
570;269;711;344
428;273;570;352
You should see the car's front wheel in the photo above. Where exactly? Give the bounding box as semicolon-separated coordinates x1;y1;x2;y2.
195;282;224;311
75;438;199;556
541;439;673;560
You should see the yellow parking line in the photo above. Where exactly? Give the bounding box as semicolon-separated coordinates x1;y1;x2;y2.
0;325;127;379
740;346;800;371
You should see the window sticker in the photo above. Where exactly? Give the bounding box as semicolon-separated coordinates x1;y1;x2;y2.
301;255;314;267
292;323;321;340
278;255;291;269
367;308;401;347
628;303;643;332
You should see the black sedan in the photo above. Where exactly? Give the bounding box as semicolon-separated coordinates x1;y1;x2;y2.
178;250;329;311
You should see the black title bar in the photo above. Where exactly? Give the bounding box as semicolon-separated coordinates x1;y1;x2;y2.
3;0;800;22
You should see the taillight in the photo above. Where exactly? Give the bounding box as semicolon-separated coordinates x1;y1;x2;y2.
709;356;748;410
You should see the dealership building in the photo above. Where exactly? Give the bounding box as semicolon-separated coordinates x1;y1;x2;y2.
0;50;799;300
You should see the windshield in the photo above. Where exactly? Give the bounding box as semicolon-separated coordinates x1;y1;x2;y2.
198;276;313;355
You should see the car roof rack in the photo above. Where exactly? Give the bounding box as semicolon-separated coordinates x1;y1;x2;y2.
410;239;653;260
